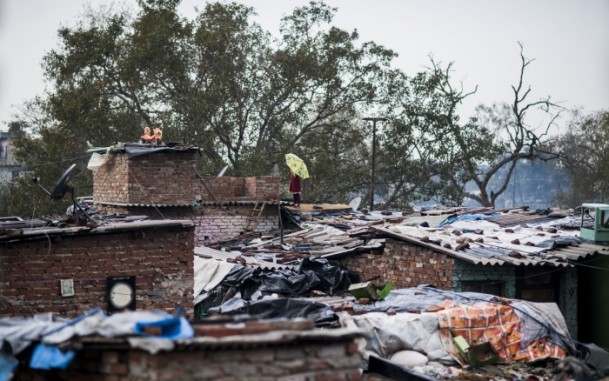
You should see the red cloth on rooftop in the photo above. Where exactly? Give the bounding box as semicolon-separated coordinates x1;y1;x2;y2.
289;173;302;193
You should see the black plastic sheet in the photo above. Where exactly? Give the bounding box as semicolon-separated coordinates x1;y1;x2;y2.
209;298;338;326
195;257;351;321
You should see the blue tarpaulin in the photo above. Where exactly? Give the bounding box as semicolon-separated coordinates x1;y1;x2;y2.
29;344;75;370
133;316;194;340
0;352;18;381
438;213;501;227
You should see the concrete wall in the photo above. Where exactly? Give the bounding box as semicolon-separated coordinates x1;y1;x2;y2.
336;240;454;289
15;340;362;381
0;225;195;318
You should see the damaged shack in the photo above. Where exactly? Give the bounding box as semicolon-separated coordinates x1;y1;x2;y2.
91;143;281;245
0;216;195;318
2;138;609;380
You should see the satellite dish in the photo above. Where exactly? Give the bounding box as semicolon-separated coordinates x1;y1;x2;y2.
32;163;91;223
50;164;77;200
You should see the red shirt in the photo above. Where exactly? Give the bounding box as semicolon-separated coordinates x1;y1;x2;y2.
289;173;302;193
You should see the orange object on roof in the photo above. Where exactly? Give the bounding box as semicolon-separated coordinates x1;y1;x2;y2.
437;301;567;365
140;126;163;144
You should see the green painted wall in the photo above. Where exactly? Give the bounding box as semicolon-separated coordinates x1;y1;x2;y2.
578;255;609;348
451;260;578;340
452;261;516;297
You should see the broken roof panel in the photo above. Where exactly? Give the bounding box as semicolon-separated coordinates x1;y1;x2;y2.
487;212;560;227
96;201;193;207
0;218;194;242
373;217;609;267
195;245;292;270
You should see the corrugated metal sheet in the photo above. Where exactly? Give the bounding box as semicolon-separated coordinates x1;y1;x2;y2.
0;217;47;232
199;200;280;206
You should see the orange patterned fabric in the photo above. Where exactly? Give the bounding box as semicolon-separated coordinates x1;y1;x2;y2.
437;300;567;364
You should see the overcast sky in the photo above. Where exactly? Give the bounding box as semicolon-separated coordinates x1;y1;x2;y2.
1;0;608;129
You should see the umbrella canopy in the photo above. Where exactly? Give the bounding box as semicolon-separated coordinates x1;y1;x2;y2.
285;153;309;179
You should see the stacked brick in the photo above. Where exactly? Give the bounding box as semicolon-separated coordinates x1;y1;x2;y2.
192;205;279;244
91;148;281;244
200;176;279;201
245;176;280;201
0;225;195;318
93;150;198;205
93;153;129;203
15;340;362;381
200;177;247;200
336;240;454;290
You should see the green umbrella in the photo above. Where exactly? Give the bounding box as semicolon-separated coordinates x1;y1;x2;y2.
285;153;309;179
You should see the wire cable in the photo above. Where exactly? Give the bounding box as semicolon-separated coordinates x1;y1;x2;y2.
127;167;166;219
191;164;235;216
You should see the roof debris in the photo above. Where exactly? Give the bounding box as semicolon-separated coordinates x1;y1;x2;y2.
190;205;609;380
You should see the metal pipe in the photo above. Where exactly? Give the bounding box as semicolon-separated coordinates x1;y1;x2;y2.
362;117;387;211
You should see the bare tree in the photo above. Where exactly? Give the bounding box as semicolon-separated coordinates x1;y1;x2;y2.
464;43;563;207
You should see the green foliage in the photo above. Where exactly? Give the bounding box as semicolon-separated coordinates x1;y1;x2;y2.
555;110;609;206
377;64;499;208
4;2;568;216
6;1;398;215
6;116;91;217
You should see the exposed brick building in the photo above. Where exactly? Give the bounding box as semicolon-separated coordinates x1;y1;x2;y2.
92;145;281;244
333;229;580;340
0;219;195;318
13;325;364;381
335;240;455;290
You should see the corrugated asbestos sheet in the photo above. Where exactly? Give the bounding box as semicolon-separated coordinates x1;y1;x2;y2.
372;223;609;267
96;201;192;207
96;200;281;208
486;213;559;227
0;219;195;241
195;245;292;270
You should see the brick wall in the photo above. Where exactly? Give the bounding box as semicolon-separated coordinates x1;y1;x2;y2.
93;150;198;205
97;204;280;245
15;339;362;381
0;223;195;318
244;176;280;201
93;152;129;203
192;204;280;245
451;260;516;296
200;177;246;200
199;176;279;201
336;240;454;289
